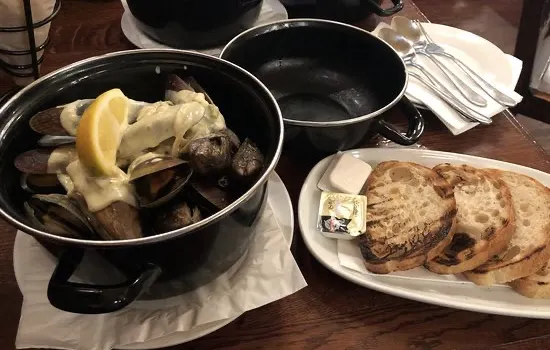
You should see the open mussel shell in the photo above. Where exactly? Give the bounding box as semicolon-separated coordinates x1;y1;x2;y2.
129;156;194;208
24;194;95;239
21;173;64;194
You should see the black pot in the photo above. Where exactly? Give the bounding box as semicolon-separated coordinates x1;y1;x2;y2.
220;19;424;156
125;0;264;49
0;50;283;314
280;0;403;23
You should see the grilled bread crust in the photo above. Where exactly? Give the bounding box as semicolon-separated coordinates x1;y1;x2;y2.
425;164;515;274
359;161;457;274
464;170;550;285
511;263;550;298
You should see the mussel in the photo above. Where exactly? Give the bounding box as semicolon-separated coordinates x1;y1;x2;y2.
29;100;92;136
128;154;193;208
28;98;149;137
24;194;95;238
153;201;202;233
166;74;214;105
21;173;64;194
187;132;234;176
230;138;265;186
15;145;77;175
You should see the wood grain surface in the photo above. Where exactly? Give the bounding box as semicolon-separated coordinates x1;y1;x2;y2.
0;0;549;349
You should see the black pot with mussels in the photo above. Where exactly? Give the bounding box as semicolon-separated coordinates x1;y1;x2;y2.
0;50;283;314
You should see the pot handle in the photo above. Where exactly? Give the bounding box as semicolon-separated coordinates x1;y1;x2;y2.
363;0;404;16
374;96;424;145
47;247;162;314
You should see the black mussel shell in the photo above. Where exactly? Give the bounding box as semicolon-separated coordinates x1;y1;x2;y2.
132;161;193;209
188;133;233;176
230;138;265;187
21;173;65;194
187;178;237;213
153;201;202;233
24;194;96;239
224;128;241;154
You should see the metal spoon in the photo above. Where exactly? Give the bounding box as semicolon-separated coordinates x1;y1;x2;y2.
391;16;488;107
392;16;517;107
379;28;492;125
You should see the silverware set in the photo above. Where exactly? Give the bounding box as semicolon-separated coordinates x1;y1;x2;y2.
378;16;519;125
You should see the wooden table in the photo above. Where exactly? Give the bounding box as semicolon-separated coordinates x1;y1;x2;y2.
1;1;549;349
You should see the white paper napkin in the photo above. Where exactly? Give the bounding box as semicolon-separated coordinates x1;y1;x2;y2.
15;203;307;350
372;23;523;135
120;0;288;57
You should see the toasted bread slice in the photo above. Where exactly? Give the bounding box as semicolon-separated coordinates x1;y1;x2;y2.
464;170;550;285
425;164;515;274
359;161;457;274
510;263;550;298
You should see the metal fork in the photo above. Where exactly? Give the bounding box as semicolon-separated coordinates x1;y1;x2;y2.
414;20;518;107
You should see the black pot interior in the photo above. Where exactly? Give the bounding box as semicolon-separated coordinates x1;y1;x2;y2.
221;20;407;124
0;51;281;240
126;0;264;49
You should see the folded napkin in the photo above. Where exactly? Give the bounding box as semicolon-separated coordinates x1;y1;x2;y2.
15;201;307;350
120;0;288;56
372;23;523;135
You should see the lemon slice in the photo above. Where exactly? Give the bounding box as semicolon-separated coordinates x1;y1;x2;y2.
76;89;129;176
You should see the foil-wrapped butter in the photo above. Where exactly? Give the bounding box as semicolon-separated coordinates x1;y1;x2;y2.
317;191;367;240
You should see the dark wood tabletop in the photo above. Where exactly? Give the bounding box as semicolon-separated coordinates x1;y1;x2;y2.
1;0;549;349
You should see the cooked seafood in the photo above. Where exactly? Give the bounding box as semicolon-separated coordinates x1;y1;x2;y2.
16;74;265;240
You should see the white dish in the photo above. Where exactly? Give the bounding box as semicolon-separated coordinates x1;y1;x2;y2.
298;148;550;319
373;22;523;136
120;0;288;57
13;171;294;349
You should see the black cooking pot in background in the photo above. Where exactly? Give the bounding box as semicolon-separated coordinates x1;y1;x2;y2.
280;0;403;23
220;19;424;156
0;50;283;314
125;0;264;49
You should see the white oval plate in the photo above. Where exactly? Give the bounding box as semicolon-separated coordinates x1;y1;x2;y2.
14;172;294;349
298;148;550;319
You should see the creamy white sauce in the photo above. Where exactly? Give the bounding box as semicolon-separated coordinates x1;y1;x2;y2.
66;160;137;212
167;90;209;106
46;146;78;174
59;99;148;136
57;173;74;194
60;89;225;213
117;101;181;163
60;100;91;136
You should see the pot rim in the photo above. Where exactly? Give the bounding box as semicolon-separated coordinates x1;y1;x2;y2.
0;49;284;247
220;18;409;128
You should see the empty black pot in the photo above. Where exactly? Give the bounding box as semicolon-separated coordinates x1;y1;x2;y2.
125;0;264;49
220;19;424;156
280;0;403;23
0;49;283;314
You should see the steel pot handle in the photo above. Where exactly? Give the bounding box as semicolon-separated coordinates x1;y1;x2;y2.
47;247;162;314
363;0;404;16
374;96;424;145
